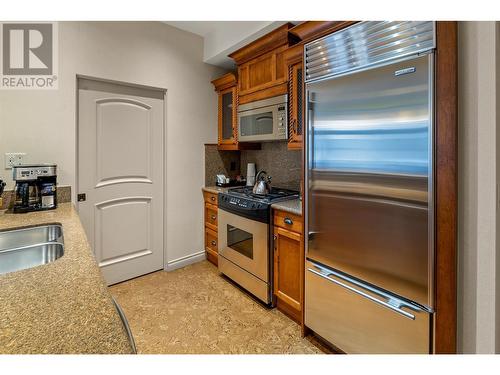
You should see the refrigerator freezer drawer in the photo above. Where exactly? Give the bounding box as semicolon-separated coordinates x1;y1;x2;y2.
305;260;432;354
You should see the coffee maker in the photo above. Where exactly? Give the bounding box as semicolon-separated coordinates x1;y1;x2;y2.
12;164;57;213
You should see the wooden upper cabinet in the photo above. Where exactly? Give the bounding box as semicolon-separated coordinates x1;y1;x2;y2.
219;87;237;147
211;73;237;150
237;45;288;100
229;23;299;105
283;43;304;150
211;72;260;151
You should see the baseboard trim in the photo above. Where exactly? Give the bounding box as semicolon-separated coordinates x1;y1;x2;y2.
165;250;206;271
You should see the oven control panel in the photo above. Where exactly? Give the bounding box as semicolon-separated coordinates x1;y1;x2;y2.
218;193;270;224
224;196;265;210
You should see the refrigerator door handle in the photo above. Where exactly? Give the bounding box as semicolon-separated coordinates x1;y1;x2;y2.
307;265;428;320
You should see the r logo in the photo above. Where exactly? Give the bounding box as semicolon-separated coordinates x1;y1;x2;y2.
2;23;53;75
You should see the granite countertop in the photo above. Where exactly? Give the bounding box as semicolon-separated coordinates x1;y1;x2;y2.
202;185;231;194
271;198;302;216
0;203;133;354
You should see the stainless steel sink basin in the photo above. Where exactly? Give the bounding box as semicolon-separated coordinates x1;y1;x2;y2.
0;243;64;274
0;224;63;251
0;224;64;275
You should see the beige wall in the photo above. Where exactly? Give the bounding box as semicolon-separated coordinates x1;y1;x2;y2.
458;21;499;354
0;22;224;268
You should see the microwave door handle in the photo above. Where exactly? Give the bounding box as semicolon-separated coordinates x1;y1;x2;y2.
255;115;273;122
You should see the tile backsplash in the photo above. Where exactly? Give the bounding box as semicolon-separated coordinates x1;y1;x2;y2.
241;142;302;191
204;142;302;191
204;144;240;186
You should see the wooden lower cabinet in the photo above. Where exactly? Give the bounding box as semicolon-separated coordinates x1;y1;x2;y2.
205;227;218;266
203;190;219;266
273;211;304;323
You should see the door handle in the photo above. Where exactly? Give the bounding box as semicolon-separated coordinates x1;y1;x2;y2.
308;231;319;240
256;115;273;122
307;265;429;320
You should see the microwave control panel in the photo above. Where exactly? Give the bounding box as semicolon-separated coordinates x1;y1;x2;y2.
277;105;287;138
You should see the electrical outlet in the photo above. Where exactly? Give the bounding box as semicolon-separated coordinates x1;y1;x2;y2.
4;152;26;169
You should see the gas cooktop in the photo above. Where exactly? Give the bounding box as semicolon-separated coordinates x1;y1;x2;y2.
226;186;299;204
218;186;299;224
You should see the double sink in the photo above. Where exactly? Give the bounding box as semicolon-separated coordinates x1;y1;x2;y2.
0;224;64;275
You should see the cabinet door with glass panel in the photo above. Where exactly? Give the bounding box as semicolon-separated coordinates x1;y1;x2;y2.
211;72;260;151
218;86;237;148
211;73;238;150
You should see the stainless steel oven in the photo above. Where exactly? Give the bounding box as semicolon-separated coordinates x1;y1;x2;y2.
217;187;299;305
237;95;287;142
218;208;270;303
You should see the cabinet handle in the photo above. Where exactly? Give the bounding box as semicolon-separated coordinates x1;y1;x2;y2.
210;196;216;201
284;217;293;225
273;234;277;240
211;215;217;220
211;240;217;246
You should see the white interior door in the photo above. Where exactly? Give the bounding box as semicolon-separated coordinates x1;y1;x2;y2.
78;78;164;285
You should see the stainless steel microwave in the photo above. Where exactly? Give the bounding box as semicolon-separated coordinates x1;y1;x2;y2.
237;94;287;142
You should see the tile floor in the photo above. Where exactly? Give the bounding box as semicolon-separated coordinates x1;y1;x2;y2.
110;261;323;354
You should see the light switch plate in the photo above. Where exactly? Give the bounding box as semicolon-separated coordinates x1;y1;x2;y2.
4;152;26;169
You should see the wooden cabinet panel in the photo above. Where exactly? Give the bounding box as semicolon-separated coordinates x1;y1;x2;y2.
205;227;218;253
205;227;218;266
273;209;303;234
283;43;304;150
203;190;218;206
237;45;288;98
204;203;218;232
287;62;304;150
273;226;303;323
248;55;273;88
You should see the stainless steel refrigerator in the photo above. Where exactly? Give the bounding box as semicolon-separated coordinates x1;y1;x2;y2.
304;21;436;354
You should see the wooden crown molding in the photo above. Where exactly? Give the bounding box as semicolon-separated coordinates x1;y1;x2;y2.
289;21;358;43
229;23;299;65
211;72;237;92
283;43;304;66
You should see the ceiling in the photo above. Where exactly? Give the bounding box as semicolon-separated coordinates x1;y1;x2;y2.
163;21;239;37
163;21;298;69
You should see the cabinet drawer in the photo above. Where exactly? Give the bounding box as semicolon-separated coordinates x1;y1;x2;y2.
273;209;303;234
205;227;218;253
205;203;218;231
203;191;219;205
